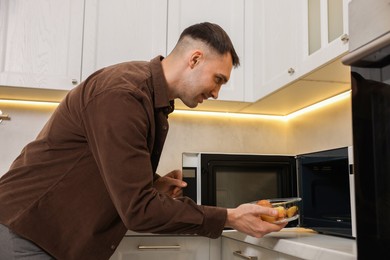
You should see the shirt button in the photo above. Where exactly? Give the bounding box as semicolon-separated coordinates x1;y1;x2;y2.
162;125;168;131
110;244;116;250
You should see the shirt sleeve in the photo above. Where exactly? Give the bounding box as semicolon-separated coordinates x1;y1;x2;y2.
81;88;227;238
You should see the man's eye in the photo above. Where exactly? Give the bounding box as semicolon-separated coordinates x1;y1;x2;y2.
215;77;222;84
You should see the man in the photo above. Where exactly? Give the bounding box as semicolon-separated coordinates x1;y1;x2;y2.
0;22;285;260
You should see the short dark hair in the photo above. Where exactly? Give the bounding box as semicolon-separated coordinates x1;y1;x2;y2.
178;22;240;68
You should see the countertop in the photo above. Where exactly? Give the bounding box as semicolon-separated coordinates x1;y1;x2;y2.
222;228;357;260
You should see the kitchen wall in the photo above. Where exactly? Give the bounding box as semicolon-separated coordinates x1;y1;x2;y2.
0;96;352;176
286;95;352;155
157;113;288;175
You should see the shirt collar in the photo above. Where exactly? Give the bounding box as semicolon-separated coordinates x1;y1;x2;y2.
149;56;174;115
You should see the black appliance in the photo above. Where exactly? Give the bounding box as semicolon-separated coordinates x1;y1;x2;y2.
342;0;390;256
343;37;390;258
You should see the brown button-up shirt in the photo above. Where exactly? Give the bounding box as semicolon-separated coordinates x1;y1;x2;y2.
0;56;227;260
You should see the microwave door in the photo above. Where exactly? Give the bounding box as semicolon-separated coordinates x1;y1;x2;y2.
296;147;353;237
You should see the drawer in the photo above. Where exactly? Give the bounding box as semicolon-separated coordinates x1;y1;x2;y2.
110;235;210;260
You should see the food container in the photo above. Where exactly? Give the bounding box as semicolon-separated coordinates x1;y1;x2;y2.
255;197;301;224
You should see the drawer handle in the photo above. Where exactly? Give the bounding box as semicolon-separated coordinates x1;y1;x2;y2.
138;245;181;250
233;250;258;260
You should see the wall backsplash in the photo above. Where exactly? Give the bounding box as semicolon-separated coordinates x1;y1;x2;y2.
0;97;352;177
157;114;288;175
287;96;352;155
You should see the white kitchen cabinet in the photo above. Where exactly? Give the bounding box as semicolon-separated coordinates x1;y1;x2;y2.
222;237;302;260
0;0;350;112
166;0;245;102
244;0;306;102
300;0;350;78
245;0;350;103
110;235;216;260
0;0;84;90
81;0;167;80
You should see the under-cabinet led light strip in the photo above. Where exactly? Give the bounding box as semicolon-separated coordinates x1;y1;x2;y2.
285;90;351;120
0;90;351;120
171;109;283;120
172;90;351;120
0;99;60;107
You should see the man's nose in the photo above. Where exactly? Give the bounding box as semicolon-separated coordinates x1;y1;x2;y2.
210;85;221;99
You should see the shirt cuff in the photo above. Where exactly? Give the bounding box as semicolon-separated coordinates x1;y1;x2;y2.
197;206;227;239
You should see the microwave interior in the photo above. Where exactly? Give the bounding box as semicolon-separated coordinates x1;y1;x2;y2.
199;154;297;208
213;164;291;208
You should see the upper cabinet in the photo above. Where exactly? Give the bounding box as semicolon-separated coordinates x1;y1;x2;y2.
167;0;245;102
0;0;167;91
0;0;350;110
306;0;350;60
245;0;350;103
81;0;167;80
244;0;306;102
0;0;84;90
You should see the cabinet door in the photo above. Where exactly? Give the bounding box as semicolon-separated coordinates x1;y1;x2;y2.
82;0;167;80
167;0;245;102
245;0;306;102
110;236;210;260
245;0;349;103
0;0;84;90
303;0;350;72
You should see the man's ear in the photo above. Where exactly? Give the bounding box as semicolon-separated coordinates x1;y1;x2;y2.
189;50;202;69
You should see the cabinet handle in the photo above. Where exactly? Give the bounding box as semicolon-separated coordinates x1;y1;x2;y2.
0;110;11;123
287;68;295;75
71;79;78;85
341;34;349;43
138;245;181;250
233;250;258;260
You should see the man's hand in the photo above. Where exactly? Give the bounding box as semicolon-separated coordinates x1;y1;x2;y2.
153;169;187;198
225;203;287;238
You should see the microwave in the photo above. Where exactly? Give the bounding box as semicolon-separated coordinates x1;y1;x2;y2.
182;147;356;237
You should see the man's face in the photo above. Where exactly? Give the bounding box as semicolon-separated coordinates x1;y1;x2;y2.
180;52;233;108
